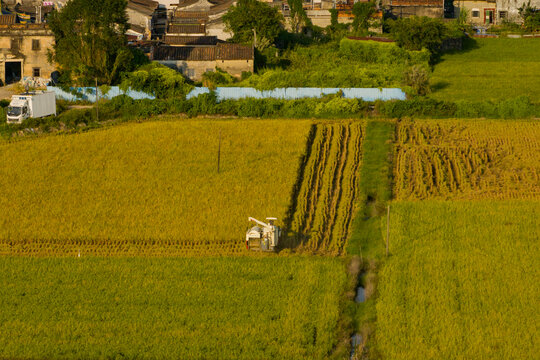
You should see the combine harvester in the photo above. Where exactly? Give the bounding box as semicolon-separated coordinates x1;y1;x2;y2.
245;217;281;252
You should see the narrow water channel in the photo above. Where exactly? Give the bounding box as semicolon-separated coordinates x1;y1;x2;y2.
350;272;366;359
350;333;363;359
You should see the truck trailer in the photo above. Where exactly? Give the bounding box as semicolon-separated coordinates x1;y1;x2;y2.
6;91;57;124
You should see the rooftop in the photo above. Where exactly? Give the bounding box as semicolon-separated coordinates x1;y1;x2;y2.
153;43;253;61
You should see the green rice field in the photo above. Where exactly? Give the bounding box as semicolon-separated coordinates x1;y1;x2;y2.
431;38;540;101
0;256;349;360
376;200;539;359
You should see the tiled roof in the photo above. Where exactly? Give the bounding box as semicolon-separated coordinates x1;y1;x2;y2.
153;43;253;61
390;0;443;6
164;35;218;45
168;23;206;34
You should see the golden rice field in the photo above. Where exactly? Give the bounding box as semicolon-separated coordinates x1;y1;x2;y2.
0;119;311;256
394;120;540;200
376;200;539;360
286;122;365;254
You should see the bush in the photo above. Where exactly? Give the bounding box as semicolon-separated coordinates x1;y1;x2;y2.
119;63;194;99
388;16;449;56
339;38;430;65
403;65;431;96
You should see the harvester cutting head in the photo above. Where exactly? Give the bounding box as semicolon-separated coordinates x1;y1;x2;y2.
245;217;281;252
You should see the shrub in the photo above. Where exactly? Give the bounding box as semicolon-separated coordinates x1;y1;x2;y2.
119;63;194;99
388;16;448;54
403;65;431;96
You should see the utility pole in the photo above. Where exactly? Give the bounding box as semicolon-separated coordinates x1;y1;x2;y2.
252;28;257;49
386;204;390;257
217;129;222;174
95;77;99;122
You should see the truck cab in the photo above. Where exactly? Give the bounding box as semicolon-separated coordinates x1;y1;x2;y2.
7;98;29;123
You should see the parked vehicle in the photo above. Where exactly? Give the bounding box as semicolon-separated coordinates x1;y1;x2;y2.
6;91;56;124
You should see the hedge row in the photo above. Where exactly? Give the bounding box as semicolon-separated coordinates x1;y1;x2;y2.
1;94;538;139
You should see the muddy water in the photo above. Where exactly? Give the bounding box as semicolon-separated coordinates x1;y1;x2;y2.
355;272;366;303
350;333;363;359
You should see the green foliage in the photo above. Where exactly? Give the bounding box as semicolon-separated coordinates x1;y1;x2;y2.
48;0;131;85
119;63;194;99
339;38;430;64
201;68;237;89
347;120;394;258
403;65;431;96
0;257;348;359
377;201;539;359
388;16;448;54
352;1;376;34
375;96;539;119
236;41;411;89
223;0;283;50
519;2;540;32
330;8;339;27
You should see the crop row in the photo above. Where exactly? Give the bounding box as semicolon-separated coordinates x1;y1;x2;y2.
288;122;364;253
394;120;540;200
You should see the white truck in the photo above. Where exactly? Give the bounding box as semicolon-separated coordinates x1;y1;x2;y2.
6;91;57;124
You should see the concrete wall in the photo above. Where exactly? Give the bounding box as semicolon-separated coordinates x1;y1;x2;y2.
496;0;540;23
157;59;254;81
0;27;55;85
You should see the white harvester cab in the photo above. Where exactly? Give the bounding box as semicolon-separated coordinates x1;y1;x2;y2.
245;217;281;252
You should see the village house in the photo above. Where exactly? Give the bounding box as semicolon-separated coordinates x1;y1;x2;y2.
0;17;55;86
453;0;497;25
151;43;253;81
127;0;168;40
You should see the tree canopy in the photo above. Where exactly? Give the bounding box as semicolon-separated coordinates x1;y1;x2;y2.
223;0;283;50
389;16;447;53
352;1;376;34
48;0;132;85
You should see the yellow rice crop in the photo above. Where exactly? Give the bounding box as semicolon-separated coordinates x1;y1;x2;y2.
394;119;540;200
0;119;311;256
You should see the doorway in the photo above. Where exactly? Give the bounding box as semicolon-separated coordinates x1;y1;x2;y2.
484;9;495;25
5;61;22;84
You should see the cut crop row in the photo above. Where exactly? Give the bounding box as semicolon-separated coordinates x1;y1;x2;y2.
288;122;365;254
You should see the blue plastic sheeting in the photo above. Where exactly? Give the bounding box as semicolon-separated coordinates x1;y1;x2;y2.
186;87;406;101
48;86;406;102
47;86;155;101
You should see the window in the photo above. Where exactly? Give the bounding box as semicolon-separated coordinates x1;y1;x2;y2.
32;39;40;50
206;68;213;73
499;11;507;19
33;68;41;77
10;38;19;50
472;9;480;17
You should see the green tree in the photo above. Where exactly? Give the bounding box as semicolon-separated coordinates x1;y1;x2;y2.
519;2;540;32
389;16;447;53
223;0;283;50
287;0;311;33
48;0;131;85
352;1;376;34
